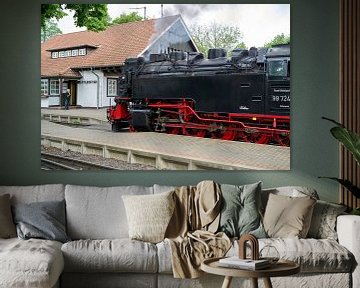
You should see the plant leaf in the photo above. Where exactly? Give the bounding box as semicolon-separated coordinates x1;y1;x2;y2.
319;177;360;199
322;117;360;165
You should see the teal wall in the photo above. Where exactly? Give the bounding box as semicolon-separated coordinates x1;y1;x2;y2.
0;0;340;203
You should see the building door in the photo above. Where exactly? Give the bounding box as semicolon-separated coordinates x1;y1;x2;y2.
69;81;77;106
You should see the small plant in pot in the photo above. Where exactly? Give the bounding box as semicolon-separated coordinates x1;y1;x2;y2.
320;117;360;215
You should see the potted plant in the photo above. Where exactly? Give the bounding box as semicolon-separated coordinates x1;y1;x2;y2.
321;117;360;215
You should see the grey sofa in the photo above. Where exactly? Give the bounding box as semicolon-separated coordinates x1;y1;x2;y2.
0;183;359;288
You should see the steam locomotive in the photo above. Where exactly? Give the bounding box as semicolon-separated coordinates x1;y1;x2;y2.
107;44;290;146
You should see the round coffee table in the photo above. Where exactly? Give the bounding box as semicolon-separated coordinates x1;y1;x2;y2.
201;257;300;288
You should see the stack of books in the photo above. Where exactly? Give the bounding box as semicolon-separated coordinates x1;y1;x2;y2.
218;257;271;270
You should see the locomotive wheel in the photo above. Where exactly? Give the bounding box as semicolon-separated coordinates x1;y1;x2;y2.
184;128;207;138
240;131;270;145
251;133;271;144
221;127;237;141
166;127;181;135
274;133;290;146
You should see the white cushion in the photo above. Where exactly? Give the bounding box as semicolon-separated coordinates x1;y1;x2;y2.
122;191;175;243
0;238;63;288
65;185;154;239
61;239;158;273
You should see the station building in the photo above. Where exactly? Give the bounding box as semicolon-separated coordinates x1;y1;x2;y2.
41;15;198;108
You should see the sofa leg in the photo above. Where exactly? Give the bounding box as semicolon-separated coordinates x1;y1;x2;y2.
251;278;258;288
263;277;273;288
221;276;232;288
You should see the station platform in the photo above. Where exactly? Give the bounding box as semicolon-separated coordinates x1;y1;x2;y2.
41;109;290;170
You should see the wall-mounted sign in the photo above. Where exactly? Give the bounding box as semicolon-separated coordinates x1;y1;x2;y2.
78;80;98;84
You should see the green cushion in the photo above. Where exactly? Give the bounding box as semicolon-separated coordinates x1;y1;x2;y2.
218;182;266;238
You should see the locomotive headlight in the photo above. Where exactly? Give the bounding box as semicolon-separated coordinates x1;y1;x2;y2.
252;117;257;121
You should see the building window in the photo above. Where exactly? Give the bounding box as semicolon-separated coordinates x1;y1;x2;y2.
66;50;72;57
79;48;86;56
72;49;78;56
107;79;117;96
50;79;60;95
51;52;58;59
59;51;65;58
41;79;48;95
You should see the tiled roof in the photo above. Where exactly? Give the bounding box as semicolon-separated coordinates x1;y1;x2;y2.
41;15;180;78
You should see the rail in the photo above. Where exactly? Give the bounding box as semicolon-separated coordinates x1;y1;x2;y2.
41;152;119;171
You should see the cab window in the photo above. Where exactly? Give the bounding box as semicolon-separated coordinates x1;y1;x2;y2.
268;60;287;77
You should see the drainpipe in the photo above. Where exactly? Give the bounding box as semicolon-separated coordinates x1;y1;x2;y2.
91;68;100;109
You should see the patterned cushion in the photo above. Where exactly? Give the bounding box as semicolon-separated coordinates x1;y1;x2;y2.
122;191;175;243
307;200;347;240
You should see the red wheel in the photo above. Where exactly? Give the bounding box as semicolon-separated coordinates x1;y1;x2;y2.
274;133;290;146
184;128;207;138
166;127;181;135
221;127;237;141
239;130;270;145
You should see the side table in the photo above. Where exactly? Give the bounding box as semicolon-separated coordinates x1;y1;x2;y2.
201;257;300;288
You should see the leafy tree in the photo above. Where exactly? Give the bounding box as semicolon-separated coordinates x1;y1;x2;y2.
41;4;109;32
112;12;143;25
41;19;62;42
264;33;290;48
190;23;244;56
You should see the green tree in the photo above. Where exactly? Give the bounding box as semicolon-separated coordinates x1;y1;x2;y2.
264;33;290;48
41;19;62;42
190;23;244;56
111;12;143;25
41;4;109;32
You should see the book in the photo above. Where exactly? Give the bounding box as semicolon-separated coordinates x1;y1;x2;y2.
218;257;271;270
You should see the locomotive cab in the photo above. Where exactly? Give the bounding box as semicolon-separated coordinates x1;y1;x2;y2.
265;44;290;116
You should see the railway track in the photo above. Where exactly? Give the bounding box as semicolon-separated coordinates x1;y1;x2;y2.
41;152;118;170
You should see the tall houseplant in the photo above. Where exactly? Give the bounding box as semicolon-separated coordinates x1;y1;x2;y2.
321;117;360;214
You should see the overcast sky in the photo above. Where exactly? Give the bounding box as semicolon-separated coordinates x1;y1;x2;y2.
57;4;290;48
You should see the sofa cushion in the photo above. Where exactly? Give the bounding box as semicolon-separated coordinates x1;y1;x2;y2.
262;238;353;273
307;200;347;240
0;184;65;204
157;237;353;274
12;200;70;243
0;238;64;288
261;186;319;212
263;193;316;238
65;185;154;239
218;182;266;238
122;191;175;243
0;194;16;238
61;239;158;273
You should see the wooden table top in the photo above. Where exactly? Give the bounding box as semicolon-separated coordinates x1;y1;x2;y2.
201;257;300;278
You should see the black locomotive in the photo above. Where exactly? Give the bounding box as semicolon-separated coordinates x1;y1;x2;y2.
107;44;290;146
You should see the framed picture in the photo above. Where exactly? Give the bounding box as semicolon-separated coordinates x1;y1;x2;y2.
41;4;290;171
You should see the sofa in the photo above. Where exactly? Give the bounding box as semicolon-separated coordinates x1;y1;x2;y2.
0;183;359;288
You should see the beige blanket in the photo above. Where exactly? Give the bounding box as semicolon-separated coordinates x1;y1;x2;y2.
165;181;231;278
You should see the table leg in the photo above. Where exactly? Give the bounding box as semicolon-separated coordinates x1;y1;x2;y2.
222;276;233;288
263;277;273;288
251;278;258;288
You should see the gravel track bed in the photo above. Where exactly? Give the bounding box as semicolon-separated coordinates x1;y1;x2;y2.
41;146;157;170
